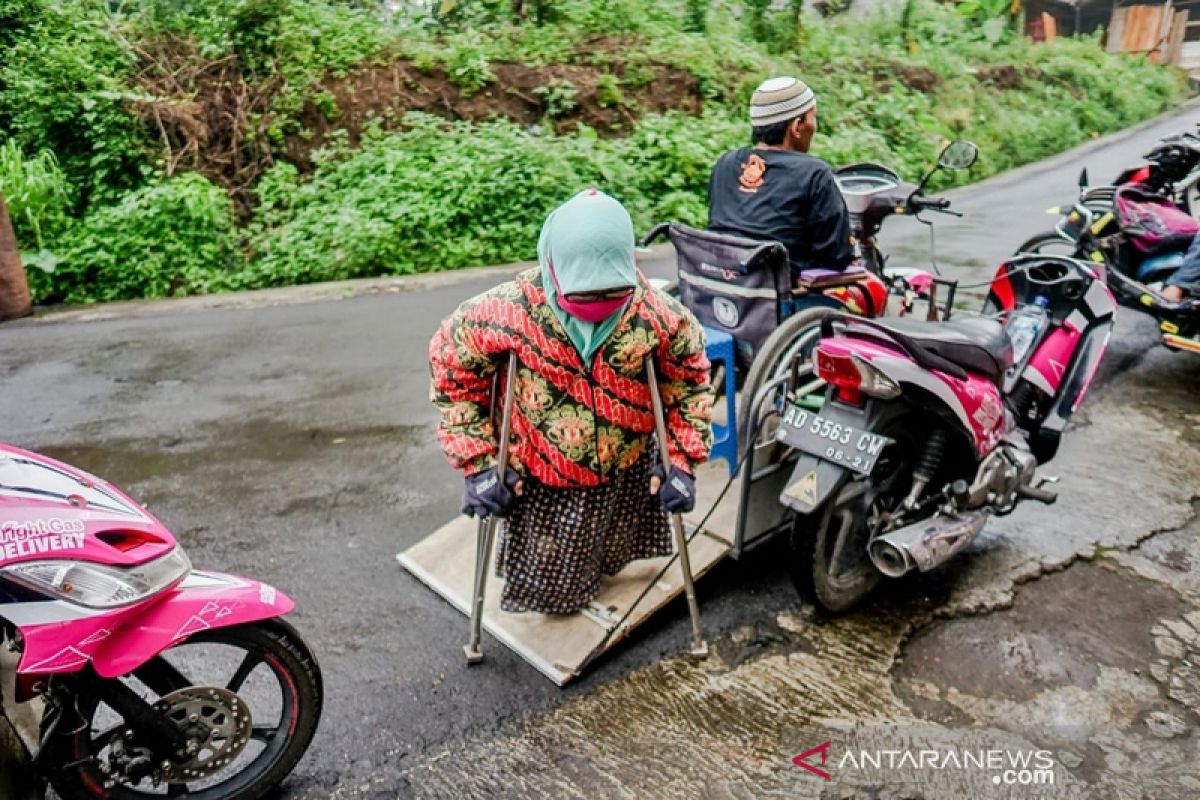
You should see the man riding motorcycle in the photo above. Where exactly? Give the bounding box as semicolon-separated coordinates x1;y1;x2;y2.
706;76;855;279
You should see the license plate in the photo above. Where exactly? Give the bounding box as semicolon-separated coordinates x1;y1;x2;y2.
776;405;891;475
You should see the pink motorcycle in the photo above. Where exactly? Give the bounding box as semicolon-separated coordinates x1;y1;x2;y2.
775;252;1116;612
0;445;321;798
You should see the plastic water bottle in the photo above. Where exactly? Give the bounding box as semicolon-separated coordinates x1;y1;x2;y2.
1007;296;1050;364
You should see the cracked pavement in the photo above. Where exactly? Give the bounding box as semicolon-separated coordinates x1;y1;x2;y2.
2;105;1199;798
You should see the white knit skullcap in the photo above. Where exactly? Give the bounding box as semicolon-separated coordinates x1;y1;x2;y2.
749;76;816;126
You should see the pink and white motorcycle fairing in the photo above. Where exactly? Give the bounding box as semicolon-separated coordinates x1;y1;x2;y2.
0;445;322;799
776;254;1117;612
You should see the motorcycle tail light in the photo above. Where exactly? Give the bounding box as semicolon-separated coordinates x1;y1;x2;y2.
816;350;860;388
815;348;900;403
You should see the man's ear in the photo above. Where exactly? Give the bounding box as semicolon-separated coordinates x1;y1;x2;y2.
790;114;807;138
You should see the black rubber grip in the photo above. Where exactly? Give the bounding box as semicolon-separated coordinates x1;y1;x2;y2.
912;195;951;210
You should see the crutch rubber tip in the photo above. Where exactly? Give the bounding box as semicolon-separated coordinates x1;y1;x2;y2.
464;645;484;664
690;641;710;659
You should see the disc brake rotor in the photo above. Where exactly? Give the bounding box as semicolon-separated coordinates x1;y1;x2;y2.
153;686;253;781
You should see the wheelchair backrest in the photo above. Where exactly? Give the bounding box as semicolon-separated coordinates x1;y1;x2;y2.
657;223;791;370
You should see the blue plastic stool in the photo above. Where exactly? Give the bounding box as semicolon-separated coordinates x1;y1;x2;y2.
703;326;739;475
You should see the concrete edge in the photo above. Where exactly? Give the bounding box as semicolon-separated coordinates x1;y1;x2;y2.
11;99;1200;327
12;260;528;327
8;245;678;327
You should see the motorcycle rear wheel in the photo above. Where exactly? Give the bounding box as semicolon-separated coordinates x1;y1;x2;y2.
789;419;916;613
44;619;322;800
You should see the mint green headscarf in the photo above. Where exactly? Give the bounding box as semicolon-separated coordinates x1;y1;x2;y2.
537;189;639;363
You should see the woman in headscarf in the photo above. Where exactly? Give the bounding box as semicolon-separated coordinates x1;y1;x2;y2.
429;189;714;614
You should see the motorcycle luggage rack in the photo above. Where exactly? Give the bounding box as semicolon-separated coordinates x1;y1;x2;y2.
922;275;959;322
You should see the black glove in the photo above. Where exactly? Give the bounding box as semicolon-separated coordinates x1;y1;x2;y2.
651;465;696;514
462;467;520;518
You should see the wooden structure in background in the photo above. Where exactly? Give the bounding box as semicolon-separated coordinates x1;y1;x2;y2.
1107;3;1190;64
1029;0;1200;69
1165;7;1190;62
1042;11;1060;39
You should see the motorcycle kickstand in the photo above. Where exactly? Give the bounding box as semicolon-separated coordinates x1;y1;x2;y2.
1018;475;1059;505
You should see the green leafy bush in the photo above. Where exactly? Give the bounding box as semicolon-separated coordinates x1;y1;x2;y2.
38;174;241;303
596;74;624;108
535;80;580;118
0;0;150;202
129;0;388;82
955;0;1018;44
240;110;743;288
242;114;600;285
446;37;495;95
0;141;72;248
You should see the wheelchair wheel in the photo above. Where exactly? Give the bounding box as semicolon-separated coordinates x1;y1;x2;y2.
737;306;838;450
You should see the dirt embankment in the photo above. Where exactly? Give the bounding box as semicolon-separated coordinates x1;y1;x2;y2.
125;37;704;205
281;59;703;168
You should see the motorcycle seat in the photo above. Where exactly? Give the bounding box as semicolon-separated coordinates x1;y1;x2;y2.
850;316;1014;382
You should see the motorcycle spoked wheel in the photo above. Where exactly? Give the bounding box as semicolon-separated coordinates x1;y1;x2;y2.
789;421;917;613
44;619;322;800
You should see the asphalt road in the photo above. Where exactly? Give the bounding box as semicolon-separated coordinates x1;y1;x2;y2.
3;103;1199;798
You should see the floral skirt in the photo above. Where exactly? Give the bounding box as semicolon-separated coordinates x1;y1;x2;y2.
496;454;673;614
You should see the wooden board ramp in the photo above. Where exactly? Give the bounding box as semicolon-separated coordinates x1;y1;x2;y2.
397;462;737;685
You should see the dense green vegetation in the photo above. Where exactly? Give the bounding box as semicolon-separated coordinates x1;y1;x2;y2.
0;0;1188;304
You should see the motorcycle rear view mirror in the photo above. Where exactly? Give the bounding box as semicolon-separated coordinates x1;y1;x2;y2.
937;140;979;171
1078;168;1088;189
915;139;979;195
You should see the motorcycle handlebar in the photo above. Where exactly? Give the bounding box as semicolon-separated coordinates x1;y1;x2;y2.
910;195;952;211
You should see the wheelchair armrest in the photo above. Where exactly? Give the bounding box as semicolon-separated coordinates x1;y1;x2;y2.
741;241;789;272
640;223;672;248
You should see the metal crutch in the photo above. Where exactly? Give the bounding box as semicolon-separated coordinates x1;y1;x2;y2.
464;351;518;664
646;360;709;659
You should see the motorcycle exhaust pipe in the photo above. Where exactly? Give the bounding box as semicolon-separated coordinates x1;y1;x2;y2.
867;511;989;578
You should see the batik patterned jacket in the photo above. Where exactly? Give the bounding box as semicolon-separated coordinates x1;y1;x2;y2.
430;268;714;488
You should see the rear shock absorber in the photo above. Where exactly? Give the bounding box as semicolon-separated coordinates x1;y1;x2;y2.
1006;380;1040;428
904;428;946;509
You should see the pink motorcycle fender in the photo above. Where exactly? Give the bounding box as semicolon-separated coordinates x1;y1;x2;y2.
822;337;1007;456
90;570;294;678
